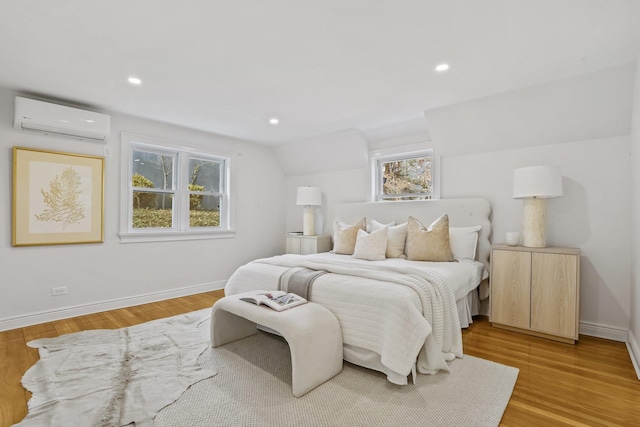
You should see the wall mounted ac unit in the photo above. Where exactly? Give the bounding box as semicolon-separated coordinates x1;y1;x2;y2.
14;96;111;142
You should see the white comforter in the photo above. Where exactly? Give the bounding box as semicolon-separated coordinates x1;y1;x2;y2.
225;253;482;383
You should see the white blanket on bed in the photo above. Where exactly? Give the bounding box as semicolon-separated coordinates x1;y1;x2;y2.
225;253;463;381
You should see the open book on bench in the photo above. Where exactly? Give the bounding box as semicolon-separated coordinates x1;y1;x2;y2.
239;291;308;311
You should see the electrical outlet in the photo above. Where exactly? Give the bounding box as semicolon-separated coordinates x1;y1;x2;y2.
51;286;67;296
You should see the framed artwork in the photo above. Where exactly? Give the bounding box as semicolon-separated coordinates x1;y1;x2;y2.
13;147;104;246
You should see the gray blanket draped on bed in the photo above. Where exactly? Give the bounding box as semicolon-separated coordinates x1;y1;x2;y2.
279;267;328;299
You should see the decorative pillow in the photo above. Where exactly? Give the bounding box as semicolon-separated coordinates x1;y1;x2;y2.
449;226;482;260
332;218;366;255
367;218;394;233
353;227;388;261
371;219;407;258
405;215;454;262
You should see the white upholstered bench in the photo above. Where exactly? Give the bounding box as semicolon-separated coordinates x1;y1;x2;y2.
210;292;343;397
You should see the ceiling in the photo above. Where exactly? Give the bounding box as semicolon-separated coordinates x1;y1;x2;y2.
1;0;640;145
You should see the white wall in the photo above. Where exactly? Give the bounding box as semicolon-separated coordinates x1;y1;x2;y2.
0;87;286;329
426;64;634;156
630;54;640;375
273;129;369;176
441;137;630;331
428;64;633;334
282;65;634;336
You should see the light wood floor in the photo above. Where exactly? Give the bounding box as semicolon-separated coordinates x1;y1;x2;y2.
2;290;639;426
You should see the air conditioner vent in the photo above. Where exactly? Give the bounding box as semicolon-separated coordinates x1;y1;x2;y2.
14;97;111;142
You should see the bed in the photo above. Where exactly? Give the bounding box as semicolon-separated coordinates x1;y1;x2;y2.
225;198;491;385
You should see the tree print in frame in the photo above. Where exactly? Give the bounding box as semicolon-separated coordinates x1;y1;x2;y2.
13;147;104;246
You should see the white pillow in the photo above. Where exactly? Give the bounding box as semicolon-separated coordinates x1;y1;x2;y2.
353;226;388;261
449;225;481;260
371;219;407;258
367;218;394;233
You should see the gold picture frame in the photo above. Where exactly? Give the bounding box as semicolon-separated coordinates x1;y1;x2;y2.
13;147;104;246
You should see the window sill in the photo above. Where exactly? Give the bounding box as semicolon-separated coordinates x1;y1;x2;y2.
119;229;235;243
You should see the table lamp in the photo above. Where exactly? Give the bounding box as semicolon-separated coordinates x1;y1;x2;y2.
513;166;563;248
296;186;322;236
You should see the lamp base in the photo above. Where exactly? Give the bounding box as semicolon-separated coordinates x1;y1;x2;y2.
522;198;546;248
302;206;315;236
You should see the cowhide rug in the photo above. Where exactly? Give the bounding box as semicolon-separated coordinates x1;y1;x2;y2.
16;309;214;427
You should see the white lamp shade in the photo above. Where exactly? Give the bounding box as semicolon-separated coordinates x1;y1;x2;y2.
296;187;322;206
513;166;563;199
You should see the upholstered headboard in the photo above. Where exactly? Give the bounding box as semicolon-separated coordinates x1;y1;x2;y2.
333;198;492;272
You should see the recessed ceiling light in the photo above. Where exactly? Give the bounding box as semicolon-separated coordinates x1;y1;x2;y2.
269;117;279;125
128;76;142;85
435;63;450;72
86;119;94;123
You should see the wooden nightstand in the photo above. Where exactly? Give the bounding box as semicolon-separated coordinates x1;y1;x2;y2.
490;244;581;344
285;235;332;255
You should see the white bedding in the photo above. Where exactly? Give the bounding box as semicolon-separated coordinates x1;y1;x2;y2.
225;252;486;384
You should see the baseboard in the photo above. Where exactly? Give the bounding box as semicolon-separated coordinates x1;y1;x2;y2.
627;332;640;380
579;321;628;342
0;281;226;332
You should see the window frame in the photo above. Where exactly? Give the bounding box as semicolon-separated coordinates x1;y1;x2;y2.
130;145;179;229
369;144;439;202
119;132;236;243
186;154;228;228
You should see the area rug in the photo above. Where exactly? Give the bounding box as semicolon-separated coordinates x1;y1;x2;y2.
16;310;518;427
158;331;519;427
17;309;214;427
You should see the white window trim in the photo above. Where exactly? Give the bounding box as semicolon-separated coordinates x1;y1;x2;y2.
369;143;440;202
119;132;237;243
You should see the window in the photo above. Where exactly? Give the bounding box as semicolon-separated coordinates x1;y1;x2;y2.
120;133;234;242
371;147;436;201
